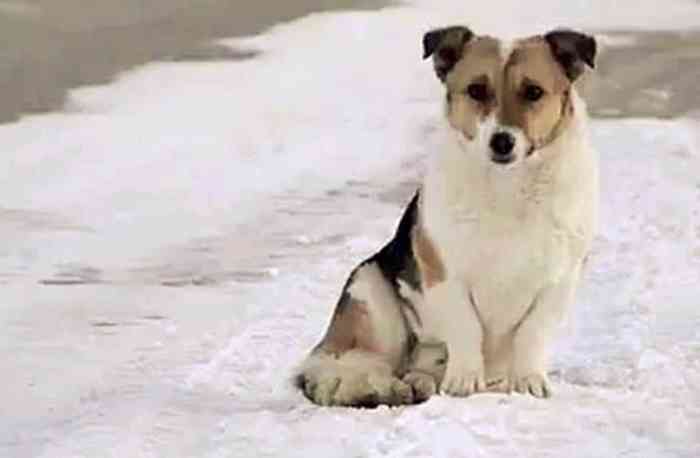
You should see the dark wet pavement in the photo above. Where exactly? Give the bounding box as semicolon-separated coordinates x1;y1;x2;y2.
586;30;700;118
0;0;382;124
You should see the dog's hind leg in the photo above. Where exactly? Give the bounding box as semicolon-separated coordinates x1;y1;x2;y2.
296;261;415;407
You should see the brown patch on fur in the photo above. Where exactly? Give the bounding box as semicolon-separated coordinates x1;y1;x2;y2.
412;215;446;290
502;37;574;149
445;37;501;140
317;296;377;356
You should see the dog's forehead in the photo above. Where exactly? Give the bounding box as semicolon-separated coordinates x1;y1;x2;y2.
505;37;569;90
447;36;502;85
465;36;502;57
461;36;502;69
449;34;568;91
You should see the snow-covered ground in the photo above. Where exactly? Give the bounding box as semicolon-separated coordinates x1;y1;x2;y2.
2;1;700;457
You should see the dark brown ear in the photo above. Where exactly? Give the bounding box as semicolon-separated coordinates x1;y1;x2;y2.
544;29;597;81
422;26;473;82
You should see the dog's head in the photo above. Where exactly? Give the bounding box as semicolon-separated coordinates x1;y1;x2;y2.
423;26;596;165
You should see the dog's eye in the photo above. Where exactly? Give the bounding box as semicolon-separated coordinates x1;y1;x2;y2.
522;84;545;102
466;83;490;102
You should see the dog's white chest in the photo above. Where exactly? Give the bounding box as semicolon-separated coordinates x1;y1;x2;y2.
441;208;572;324
422;163;591;334
418;107;598;333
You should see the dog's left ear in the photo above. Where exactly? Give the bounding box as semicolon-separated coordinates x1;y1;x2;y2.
544;29;597;81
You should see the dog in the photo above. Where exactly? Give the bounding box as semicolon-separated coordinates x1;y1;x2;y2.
296;25;599;407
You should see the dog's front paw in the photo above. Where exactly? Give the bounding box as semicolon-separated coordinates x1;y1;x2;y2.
509;372;552;398
440;361;485;397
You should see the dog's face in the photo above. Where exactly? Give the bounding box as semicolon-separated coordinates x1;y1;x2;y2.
423;27;596;165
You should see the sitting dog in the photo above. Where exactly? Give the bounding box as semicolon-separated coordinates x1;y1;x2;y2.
296;25;599;407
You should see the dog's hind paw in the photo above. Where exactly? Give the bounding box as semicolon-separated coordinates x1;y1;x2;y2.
301;374;341;406
402;371;437;403
301;372;414;408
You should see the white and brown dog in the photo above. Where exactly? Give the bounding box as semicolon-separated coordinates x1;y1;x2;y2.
296;26;599;407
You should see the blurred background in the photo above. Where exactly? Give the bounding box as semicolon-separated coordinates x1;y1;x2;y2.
0;0;380;123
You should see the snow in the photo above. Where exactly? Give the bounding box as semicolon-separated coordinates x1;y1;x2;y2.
1;1;700;457
412;0;700;35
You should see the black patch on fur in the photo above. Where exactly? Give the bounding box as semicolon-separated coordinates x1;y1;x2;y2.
332;191;423;329
331;266;361;315
544;29;597;81
293;373;307;391
334;285;353;313
422;26;473;82
351;392;381;409
368;190;422;294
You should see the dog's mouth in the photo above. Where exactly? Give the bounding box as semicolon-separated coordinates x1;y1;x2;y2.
490;154;516;165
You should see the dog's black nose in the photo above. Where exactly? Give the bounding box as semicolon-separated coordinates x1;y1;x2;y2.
490;132;515;156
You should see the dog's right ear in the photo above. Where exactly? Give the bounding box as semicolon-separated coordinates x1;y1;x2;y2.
422;26;473;82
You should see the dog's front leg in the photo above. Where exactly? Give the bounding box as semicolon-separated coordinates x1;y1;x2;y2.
423;280;485;396
510;266;581;398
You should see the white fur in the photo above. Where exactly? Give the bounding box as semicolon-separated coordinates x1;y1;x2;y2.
419;90;599;396
397;279;424;334
346;262;409;366
499;40;514;64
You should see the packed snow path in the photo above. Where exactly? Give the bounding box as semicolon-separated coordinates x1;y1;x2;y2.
1;1;700;457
